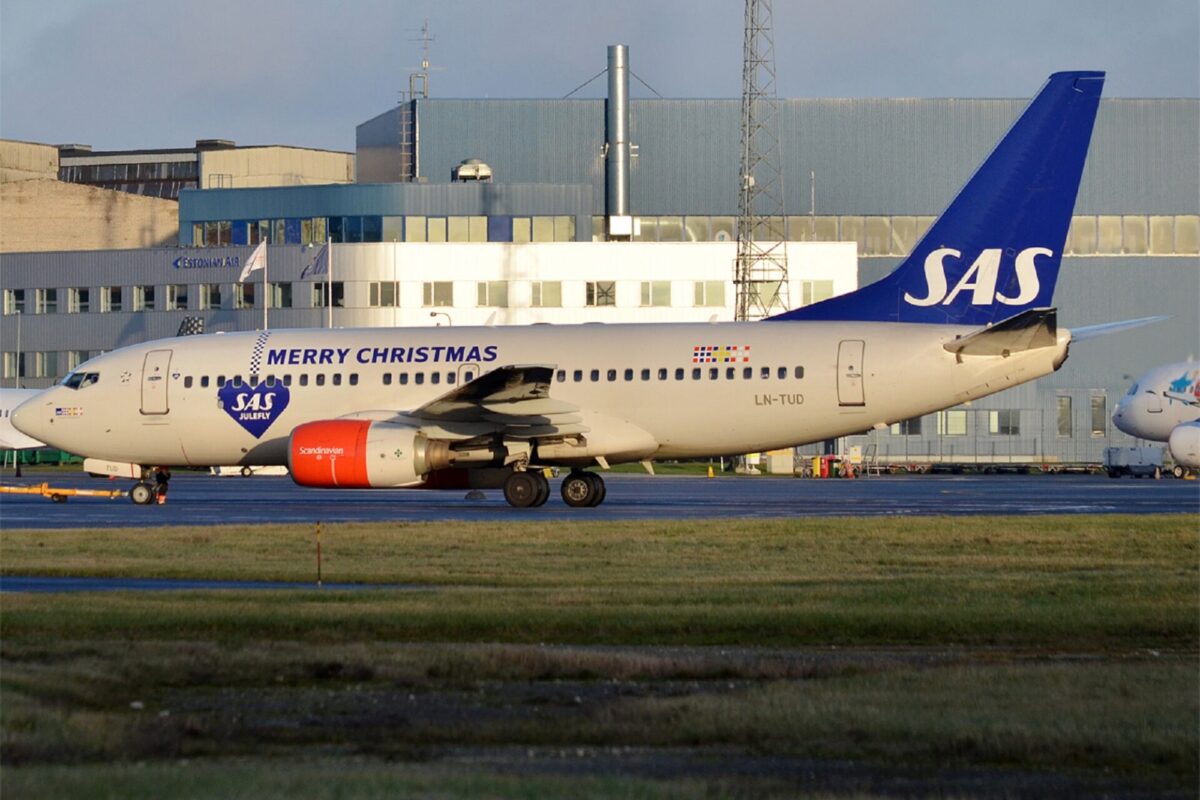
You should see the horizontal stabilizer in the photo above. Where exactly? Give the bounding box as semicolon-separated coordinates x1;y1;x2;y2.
1068;316;1168;342
943;308;1057;357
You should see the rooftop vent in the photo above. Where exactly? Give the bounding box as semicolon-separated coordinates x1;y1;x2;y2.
195;139;237;150
452;158;492;182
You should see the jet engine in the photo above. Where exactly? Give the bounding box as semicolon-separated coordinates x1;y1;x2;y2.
289;420;452;488
1168;421;1200;468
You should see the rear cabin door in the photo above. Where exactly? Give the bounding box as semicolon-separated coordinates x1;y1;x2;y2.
837;340;865;407
141;349;173;415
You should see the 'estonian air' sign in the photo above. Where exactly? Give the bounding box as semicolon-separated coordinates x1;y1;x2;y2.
172;255;242;270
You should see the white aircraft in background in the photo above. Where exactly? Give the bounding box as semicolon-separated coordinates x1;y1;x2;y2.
1113;362;1200;477
0;388;45;451
16;71;1146;507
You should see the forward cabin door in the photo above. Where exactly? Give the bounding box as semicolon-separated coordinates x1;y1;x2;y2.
837;340;865;407
140;349;173;415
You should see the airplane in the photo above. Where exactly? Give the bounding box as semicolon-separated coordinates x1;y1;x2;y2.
1;388;44;451
16;71;1130;507
1112;362;1200;477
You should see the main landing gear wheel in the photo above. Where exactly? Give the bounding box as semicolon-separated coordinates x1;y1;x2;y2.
130;482;155;505
560;471;606;508
504;471;549;508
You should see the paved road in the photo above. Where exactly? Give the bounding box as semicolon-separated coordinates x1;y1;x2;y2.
1;472;1196;529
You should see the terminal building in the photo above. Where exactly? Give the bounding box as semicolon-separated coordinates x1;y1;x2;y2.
1;49;1196;467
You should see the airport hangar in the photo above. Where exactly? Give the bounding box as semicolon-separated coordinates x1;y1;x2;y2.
1;69;1197;469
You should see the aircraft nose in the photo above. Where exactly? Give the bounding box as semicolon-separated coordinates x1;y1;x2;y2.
12;396;49;440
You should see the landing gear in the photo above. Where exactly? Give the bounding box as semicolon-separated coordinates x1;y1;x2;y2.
560;470;606;508
503;470;550;508
130;482;155;505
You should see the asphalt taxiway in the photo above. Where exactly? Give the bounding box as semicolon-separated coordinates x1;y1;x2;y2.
0;472;1195;529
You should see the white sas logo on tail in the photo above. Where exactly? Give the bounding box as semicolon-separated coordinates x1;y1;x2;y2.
904;247;1051;307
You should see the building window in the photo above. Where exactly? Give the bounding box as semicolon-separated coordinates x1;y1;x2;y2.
586;281;616;307
3;289;25;315
66;287;90;313
199;284;222;310
270;282;293;309
801;281;835;306
890;418;922;435
1091;394;1107;437
1057;396;1073;437
640;281;670;307
422;281;453;307
938;409;968;436
370;281;399;307
66;350;90;371
312;282;345;308
133;285;154;312
35;289;57;314
988;409;1020;436
101;286;122;313
235;283;256;309
167;284;188;311
531;281;562;308
477;281;509;308
694;280;725;307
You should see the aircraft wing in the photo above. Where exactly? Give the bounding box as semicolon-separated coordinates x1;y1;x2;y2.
406;364;587;438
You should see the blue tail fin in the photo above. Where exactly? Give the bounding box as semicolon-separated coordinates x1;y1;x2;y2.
769;71;1104;325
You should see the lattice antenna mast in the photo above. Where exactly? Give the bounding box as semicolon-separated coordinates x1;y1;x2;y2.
734;0;789;321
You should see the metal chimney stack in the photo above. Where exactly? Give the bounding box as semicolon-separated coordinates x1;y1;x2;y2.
605;44;633;239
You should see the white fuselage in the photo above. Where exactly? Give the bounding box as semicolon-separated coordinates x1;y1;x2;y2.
13;321;1071;469
1112;362;1200;442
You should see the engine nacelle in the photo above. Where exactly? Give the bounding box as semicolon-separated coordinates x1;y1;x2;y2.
289;420;452;488
1168;421;1200;468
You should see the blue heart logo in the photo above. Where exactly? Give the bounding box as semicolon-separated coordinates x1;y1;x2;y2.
218;382;290;439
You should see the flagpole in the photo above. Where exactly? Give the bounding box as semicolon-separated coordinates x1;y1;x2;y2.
263;245;269;331
327;238;333;330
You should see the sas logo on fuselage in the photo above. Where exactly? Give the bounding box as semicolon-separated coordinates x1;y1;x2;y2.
904;247;1051;307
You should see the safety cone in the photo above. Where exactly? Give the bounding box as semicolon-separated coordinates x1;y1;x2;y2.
707;465;714;478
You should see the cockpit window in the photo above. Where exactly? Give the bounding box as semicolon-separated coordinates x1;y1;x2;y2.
1126;383;1138;396
62;371;100;390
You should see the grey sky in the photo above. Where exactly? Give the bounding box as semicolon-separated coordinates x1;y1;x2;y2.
2;0;1196;153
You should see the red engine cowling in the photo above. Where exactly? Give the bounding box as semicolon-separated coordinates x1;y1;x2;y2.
288;420;451;488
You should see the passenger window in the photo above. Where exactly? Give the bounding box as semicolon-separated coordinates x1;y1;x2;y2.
761;366;770;379
431;373;440;385
692;368;701;380
556;369;566;383
315;374;325;386
658;368;667;380
608;369;617;381
675;368;684;380
725;367;735;380
299;374;309;387
249;375;259;387
778;367;787;379
743;367;752;379
641;369;650;381
574;370;583;382
794;366;804;379
349;374;359;386
266;375;276;387
463;371;475;382
399;373;409;385
624;369;633;381
283;375;292;387
200;376;210;388
233;376;243;387
446;372;456;385
217;376;226;387
415;373;425;385
709;368;719;380
590;369;600;382
383;374;393;386
184;376;193;388
332;374;342;386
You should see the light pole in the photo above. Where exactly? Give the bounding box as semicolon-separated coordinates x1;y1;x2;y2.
13;309;21;389
430;311;452;327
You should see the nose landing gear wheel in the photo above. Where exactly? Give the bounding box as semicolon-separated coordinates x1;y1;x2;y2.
130;482;155;505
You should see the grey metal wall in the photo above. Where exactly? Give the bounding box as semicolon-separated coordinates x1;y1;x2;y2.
392;98;1199;216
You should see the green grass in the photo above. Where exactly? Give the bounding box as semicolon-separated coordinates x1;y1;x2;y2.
2;514;1197;796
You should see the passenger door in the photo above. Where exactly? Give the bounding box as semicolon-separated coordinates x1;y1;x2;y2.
141;349;173;415
837;340;865;407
